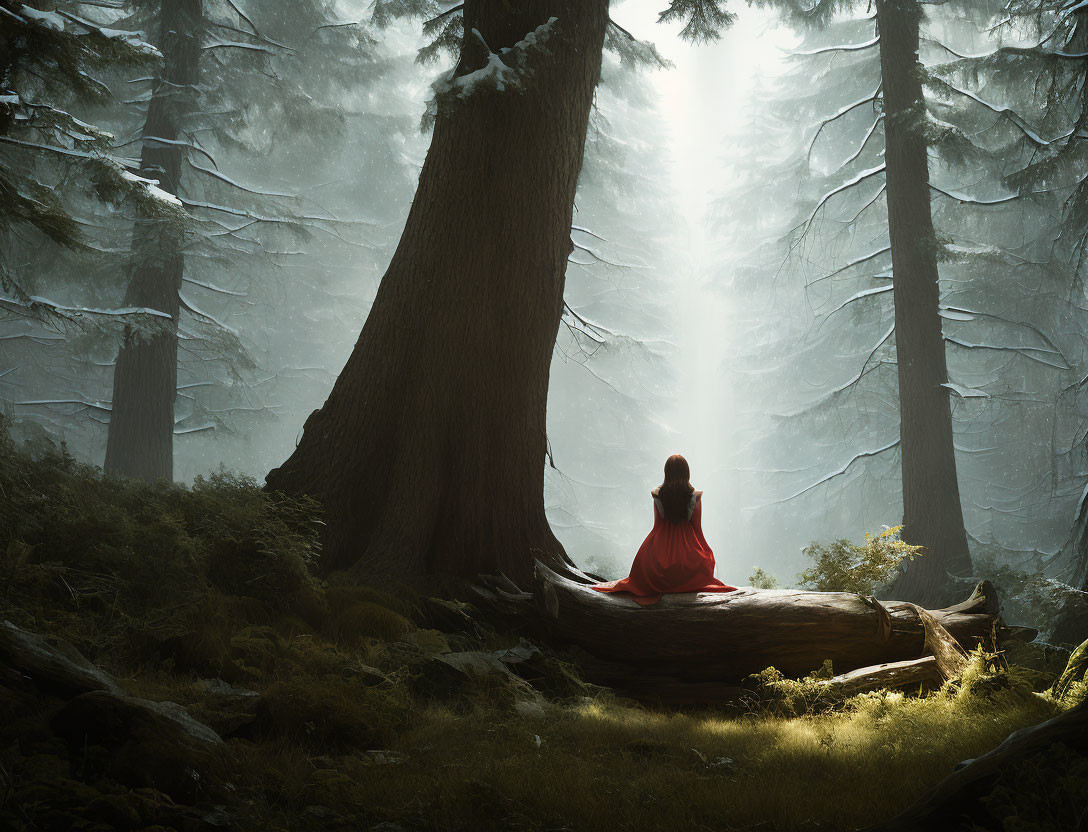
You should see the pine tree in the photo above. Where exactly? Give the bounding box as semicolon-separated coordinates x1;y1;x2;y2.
103;0;202;480
1;0;407;479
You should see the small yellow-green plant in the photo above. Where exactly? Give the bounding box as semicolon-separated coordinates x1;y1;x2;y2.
799;525;923;595
749;566;779;589
744;659;840;716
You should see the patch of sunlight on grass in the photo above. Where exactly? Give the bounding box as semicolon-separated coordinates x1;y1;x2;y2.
348;686;1060;832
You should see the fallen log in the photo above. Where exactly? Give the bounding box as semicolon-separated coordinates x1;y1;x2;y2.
532;562;1000;687
824;655;942;697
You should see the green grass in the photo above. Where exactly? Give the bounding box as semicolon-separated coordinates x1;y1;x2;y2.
0;417;1076;831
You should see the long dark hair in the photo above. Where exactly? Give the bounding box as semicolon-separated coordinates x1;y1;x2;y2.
657;454;694;524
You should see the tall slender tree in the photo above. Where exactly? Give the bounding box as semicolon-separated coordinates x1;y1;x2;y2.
103;0;201;480
751;0;973;604
877;0;971;603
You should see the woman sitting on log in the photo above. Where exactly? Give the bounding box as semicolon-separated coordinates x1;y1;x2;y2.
592;454;739;606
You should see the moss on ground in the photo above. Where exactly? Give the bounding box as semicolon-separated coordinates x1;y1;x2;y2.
0;420;1080;831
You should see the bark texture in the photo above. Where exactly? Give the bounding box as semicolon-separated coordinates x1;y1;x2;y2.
877;0;971;607
824;655;941;697
532;564;999;694
266;1;609;587
103;0;201;481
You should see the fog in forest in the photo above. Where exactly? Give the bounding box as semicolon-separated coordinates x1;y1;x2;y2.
6;0;1088;628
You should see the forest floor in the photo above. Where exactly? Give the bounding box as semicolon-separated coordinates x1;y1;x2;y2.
0;423;1082;832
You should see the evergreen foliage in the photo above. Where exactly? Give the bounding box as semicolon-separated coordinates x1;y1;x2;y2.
0;1;163;253
799;525;923;594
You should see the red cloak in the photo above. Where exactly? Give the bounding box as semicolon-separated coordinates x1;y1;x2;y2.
592;491;737;606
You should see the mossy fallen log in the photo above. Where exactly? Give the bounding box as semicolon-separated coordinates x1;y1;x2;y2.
525;563;1001;694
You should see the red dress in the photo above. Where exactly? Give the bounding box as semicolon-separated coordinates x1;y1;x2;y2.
592;492;737;606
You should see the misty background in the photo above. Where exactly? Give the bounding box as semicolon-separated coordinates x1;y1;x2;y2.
4;0;1084;594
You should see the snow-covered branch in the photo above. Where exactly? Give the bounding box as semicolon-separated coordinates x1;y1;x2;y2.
754;439;901;508
790;35;879;56
797;164;887;232
806;87;882;162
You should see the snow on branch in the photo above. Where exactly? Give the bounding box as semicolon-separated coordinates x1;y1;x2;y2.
561;303;613;345
806;87;882;162
835;114;885;173
119;169;181;206
571;224;608;242
790;35;879;56
944;335;1072;370
775;324;895;418
817;284;893;328
569;240;645;269
220;0;291;50
939;304;1068;362
931;80;1058;147
431;18;558;101
179;197;368;228
806;246;891;286
54;8;160;56
179;293;240;337
928;37;1088;62
943;381;990;399
202;40;278;54
0;293;173;334
15;397;112;413
182;276;248;297
174;423;216;435
754;439;900;508
930;183;1021;205
186;159;293;198
798;164;886;232
128;135;219;169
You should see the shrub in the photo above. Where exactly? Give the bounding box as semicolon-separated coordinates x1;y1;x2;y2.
257;676;410;750
743;660;841;717
0;414;325;667
799;525;923;595
748;566;779;589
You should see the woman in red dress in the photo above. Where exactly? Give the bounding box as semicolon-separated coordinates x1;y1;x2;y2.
592;454;738;606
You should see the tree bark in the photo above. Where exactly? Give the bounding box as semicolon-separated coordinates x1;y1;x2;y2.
103;0;202;482
824;655;941;697
266;1;609;587
533;564;999;691
877;0;971;607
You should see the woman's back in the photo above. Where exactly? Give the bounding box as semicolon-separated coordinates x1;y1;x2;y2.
592;455;737;606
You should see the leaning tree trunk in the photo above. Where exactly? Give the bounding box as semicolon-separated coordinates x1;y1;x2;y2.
103;0;201;482
877;0;971;607
266;0;609;587
515;565;1003;702
862;698;1086;831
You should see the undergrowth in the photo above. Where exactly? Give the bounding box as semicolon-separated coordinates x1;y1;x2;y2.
799;525;923;595
0;420;1079;831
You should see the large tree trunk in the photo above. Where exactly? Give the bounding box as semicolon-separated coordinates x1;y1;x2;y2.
103;0;201;482
266;1;609;588
877;0;971;607
521;565;1001;700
